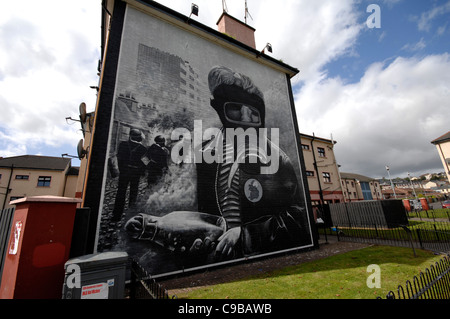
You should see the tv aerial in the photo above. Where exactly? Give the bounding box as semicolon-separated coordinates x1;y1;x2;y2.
222;0;228;12
244;0;253;24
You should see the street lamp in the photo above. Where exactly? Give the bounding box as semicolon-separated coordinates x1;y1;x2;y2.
386;166;397;199
407;172;418;199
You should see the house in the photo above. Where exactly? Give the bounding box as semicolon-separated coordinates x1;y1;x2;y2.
300;133;344;207
431;131;450;183
340;172;382;201
81;0;318;277
0;155;78;209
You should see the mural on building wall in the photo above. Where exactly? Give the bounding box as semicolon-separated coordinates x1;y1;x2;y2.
97;6;313;276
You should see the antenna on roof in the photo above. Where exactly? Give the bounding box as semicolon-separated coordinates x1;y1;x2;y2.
222;0;228;13
244;0;253;24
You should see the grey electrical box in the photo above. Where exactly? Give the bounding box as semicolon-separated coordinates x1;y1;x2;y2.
62;252;128;299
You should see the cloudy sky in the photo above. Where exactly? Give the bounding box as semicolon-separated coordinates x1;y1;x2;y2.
1;1;449;179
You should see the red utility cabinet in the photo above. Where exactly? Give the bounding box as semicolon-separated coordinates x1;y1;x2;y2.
0;196;81;299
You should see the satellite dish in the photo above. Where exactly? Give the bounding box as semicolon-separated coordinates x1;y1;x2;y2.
79;102;87;122
77;139;88;160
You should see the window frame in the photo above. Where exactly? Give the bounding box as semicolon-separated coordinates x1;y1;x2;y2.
317;147;326;158
322;172;331;183
37;176;52;187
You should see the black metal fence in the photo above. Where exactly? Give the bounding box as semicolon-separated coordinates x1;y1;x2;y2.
384;255;450;299
128;258;175;299
326;201;450;255
0;207;15;286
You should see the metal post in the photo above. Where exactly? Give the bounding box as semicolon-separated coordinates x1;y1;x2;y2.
407;172;418;199
401;225;417;257
386;166;397;199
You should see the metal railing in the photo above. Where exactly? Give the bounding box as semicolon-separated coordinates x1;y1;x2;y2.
128;258;175;299
384;255;450;299
416;228;450;253
326;202;450;255
0;207;15;286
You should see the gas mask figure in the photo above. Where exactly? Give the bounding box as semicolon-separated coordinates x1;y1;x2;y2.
196;66;311;257
125;66;310;261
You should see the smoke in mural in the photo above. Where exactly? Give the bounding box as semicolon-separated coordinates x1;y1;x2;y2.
96;6;313;276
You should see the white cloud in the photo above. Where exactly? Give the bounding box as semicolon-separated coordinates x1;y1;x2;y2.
0;1;101;157
154;0;362;84
252;0;362;84
1;0;448;179
296;53;450;177
416;0;450;32
401;37;426;52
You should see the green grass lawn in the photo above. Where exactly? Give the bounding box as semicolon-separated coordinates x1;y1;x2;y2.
173;246;446;299
408;208;450;220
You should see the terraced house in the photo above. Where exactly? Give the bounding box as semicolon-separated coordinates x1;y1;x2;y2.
0;155;78;209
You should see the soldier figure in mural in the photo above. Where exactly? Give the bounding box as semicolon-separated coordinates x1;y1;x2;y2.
111;128;147;222
125;66;310;261
146;135;170;187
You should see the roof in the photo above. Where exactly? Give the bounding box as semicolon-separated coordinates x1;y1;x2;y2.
300;133;336;145
66;166;80;176
104;0;299;78
431;131;450;145
340;172;377;182
0;155;71;171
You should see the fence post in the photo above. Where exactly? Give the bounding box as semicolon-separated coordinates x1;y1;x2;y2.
416;228;423;250
401;226;417;257
130;260;137;299
433;224;440;242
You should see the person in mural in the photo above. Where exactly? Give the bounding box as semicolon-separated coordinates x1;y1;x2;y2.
125;66;310;260
111;128;147;222
146;135;170;187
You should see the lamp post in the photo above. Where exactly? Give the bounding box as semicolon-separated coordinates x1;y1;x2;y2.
407;172;418;199
386;166;397;199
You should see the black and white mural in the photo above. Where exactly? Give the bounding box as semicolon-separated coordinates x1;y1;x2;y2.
97;6;314;276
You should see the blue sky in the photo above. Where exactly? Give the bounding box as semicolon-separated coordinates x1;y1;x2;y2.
328;0;450;84
1;0;449;179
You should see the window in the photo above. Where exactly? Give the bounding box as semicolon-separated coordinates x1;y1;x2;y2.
306;171;315;177
301;144;310;151
37;176;51;187
317;147;326;157
15;175;29;180
360;182;373;200
323;172;331;183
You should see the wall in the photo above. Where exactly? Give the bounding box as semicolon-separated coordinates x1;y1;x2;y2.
435;140;450;183
0;167;68;209
300;134;343;206
86;2;315;277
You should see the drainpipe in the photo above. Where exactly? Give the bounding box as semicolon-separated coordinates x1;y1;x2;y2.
311;134;325;213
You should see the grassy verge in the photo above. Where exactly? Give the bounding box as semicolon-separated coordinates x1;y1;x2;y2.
408;208;450;220
173;246;445;299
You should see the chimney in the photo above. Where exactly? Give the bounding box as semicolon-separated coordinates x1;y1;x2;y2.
217;12;256;49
